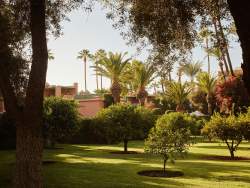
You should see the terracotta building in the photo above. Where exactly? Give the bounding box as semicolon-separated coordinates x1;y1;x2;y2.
44;83;78;99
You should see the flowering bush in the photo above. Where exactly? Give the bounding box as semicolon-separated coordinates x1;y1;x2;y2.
215;76;250;114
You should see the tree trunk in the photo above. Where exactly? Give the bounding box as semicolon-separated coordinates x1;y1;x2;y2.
161;82;165;93
207;94;213;115
100;75;103;90
213;18;230;75
227;0;250;94
205;38;211;75
84;58;87;92
96;70;99;90
163;159;167;174
124;139;128;152
229;149;235;160
15;120;43;188
14;1;48;187
217;17;234;76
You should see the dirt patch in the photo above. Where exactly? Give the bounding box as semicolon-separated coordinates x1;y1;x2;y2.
138;170;184;178
110;151;141;154
202;155;250;161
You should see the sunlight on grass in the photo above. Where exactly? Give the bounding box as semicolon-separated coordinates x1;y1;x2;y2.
0;141;250;188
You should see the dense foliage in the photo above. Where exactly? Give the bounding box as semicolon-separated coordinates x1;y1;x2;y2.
94;104;156;152
215;76;250;114
43;97;79;148
202;112;250;159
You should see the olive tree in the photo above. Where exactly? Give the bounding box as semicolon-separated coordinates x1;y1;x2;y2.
145;112;193;174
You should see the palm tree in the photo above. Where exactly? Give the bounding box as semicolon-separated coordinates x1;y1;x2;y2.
93;52;131;103
207;47;226;79
94;49;107;90
166;82;191;112
77;49;92;92
133;61;156;106
181;61;203;83
196;72;217;115
199;27;212;74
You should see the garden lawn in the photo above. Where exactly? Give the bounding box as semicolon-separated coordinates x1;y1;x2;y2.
0;141;250;188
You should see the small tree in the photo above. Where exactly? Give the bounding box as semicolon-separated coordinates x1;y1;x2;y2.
95;104;140;152
202;113;250;159
145;112;192;174
43;97;79;148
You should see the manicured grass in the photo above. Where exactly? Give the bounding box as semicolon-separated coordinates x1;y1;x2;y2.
0;141;250;188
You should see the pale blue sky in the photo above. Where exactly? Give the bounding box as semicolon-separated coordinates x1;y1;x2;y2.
47;4;242;93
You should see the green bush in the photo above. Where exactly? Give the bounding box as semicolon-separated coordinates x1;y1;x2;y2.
43;97;79;148
202;113;250;159
145;112;192;173
70;118;109;144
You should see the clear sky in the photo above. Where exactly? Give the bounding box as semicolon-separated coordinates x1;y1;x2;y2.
47;4;242;93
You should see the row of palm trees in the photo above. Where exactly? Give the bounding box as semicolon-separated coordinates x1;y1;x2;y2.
77;50;156;105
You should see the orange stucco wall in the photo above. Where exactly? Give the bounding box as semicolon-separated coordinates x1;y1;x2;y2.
78;98;104;117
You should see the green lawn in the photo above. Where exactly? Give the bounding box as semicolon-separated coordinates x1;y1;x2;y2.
0;141;250;188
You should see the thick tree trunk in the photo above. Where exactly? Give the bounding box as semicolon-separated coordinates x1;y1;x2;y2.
15;120;43;188
124;139;128;152
14;0;48;187
227;1;250;94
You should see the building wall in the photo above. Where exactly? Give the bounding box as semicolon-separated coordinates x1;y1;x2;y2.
78;98;104;117
44;83;78;99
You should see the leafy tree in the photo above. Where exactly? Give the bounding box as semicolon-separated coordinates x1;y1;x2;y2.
145;112;192;174
215;76;250;114
43;97;79;148
202;113;250;159
166;82;191;112
96;104;144;152
0;1;91;187
77;49;92;92
196;72;217;115
93;52;131;103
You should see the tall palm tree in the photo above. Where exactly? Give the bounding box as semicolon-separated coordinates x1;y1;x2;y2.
93;52;131;103
166;82;191;112
207;47;226;79
95;49;107;90
181;61;203;83
77;49;91;92
133;61;156;106
199;27;212;74
196;72;217;115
